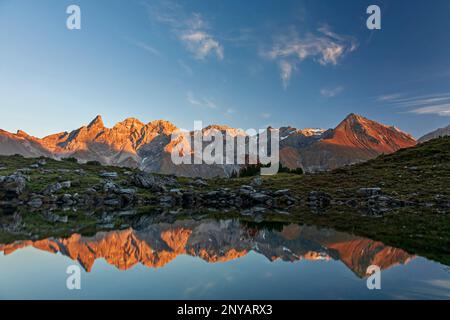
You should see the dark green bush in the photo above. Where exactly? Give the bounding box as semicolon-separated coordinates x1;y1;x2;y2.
86;160;102;166
238;162;303;177
61;157;78;163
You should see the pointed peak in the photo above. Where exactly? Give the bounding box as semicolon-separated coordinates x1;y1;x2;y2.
343;113;364;121
335;113;369;129
88;115;104;129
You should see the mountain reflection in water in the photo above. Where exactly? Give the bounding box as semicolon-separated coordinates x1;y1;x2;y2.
0;219;413;277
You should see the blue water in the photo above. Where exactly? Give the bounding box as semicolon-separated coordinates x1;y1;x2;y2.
0;220;449;300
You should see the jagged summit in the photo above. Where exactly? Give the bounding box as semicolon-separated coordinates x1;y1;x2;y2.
87;115;105;129
146;119;178;135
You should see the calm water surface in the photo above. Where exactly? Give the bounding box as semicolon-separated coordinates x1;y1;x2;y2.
0;219;449;299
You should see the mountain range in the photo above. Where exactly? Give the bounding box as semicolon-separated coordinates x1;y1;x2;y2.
0;220;413;277
0;114;418;177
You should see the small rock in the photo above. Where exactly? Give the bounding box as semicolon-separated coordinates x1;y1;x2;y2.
239;185;255;195
104;198;121;206
0;173;28;196
274;189;290;196
85;187;97;194
118;188;136;195
104;181;118;193
43;212;68;223
61;181;71;189
358;188;382;197
44;182;62;195
250;193;271;203
308;191;332;209
28;197;43;208
170;188;183;197
118;210;137;216
193;179;208;187
100;172;118;179
61;194;74;206
240;185;255;191
74;169;85;175
160;195;173;204
131;172;176;192
251;177;263;186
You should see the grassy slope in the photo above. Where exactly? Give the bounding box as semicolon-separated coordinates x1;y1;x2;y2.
0;137;449;264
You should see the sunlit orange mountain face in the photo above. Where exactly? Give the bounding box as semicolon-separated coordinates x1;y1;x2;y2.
0;220;413;277
0;114;416;177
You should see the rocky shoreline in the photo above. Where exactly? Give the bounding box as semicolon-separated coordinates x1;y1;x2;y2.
2;162;447;220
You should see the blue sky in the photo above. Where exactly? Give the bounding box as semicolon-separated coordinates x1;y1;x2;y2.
1;0;450;138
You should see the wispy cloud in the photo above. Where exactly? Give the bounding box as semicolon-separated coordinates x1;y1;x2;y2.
223;108;236;119
133;41;162;57
264;25;357;88
125;37;162;57
180;16;224;60
178;59;193;76
144;1;223;60
279;60;296;90
377;93;404;102
410;105;450;116
186;91;217;109
320;86;344;98
379;92;450;116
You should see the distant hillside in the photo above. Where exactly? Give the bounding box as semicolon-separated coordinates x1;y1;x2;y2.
419;124;450;143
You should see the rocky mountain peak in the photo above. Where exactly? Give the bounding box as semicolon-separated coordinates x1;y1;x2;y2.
87;115;105;130
119;117;145;128
15;130;30;138
146;120;178;135
203;124;246;137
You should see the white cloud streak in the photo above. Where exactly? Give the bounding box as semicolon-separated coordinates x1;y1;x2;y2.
264;25;357;88
379;92;450;116
133;41;162;57
178;59;193;76
410;105;450;116
377;93;404;102
186;91;217;109
320;86;344;98
145;2;223;60
179;13;224;60
279;60;295;90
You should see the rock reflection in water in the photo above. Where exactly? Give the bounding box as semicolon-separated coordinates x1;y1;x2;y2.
0;219;413;277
